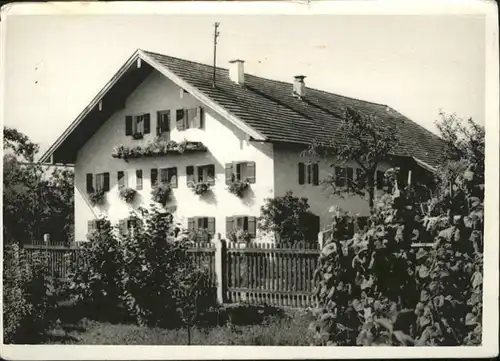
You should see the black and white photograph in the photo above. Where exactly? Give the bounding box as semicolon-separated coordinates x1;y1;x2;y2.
1;0;498;359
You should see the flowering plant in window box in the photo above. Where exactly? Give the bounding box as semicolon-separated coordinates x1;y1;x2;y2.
189;181;212;196
119;186;137;203
151;183;172;205
227;228;252;243
111;139;207;161
228;179;250;198
132;132;143;140
89;189;106;206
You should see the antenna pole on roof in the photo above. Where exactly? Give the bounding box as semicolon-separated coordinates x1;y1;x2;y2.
212;22;220;88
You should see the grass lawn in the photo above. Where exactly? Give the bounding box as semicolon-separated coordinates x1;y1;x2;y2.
46;307;316;345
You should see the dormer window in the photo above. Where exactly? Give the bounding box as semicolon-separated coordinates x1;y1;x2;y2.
125;113;150;139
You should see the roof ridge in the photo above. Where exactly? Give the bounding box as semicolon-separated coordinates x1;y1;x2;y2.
140;48;388;109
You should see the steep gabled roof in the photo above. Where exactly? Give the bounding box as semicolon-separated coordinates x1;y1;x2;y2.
41;49;445;168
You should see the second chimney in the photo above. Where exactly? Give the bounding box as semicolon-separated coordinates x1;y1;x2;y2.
293;75;306;98
229;59;245;85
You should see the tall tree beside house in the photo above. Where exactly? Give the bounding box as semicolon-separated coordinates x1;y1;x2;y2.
3;127;74;245
303;107;400;211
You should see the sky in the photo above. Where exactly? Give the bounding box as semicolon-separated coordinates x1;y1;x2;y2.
2;13;486;156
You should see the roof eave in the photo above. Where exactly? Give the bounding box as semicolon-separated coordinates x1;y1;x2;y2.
40;49;267;164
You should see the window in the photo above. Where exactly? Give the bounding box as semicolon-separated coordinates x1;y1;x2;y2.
159;167;178;188
117;171;127;189
187;164;215;186
298;162;319;185
225;161;256;184
125;114;150;137
119;217;140;237
86;172;110;193
136;170;143;190
226;216;257;237
156;110;170;135
187;217;216;236
335;166;346;187
176;107;203;131
376;170;385;190
87;219;104;235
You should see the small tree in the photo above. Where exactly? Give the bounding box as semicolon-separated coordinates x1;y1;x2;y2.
259;191;319;245
303;107;400;211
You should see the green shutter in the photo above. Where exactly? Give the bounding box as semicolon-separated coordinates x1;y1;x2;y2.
151;169;158;186
136;169;143;190
313;163;319;185
187;217;195;232
143;113;151;134
225;216;234;235
246;161;256;184
86;173;94;193
118;171;125;188
208;217;215;236
103;172;110;191
247;216;256;237
225;163;234;185
298;163;305;185
125;116;133;135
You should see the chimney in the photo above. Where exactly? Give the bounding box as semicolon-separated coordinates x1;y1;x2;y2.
293;75;306;98
229;59;245;85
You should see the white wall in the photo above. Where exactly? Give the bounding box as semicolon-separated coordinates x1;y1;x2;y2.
273;145;391;231
75;70;274;242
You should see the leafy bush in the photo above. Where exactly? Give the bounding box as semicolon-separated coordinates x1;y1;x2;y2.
189;181;211;196
311;117;484;346
227;228;252;243
259;191;319;245
228;180;249;198
151;183;172;205
119;186;137;203
89;189;106;206
67;219;124;321
120;207;213;327
3;244;61;343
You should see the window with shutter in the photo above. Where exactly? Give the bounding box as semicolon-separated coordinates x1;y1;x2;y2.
169;167;177;188
298;163;305;185
335;166;345;187
307;164;312;184
197;217;208;230
157;110;170;135
95;173;105;192
136;170;143;190
87;220;95;234
86;173;94;193
197;106;204;129
207;164;215;185
195;164;216;184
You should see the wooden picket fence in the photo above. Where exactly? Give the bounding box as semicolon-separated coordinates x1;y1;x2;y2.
22;238;321;309
224;241;319;308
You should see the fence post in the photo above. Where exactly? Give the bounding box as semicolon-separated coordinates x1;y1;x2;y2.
215;235;227;304
43;233;50;244
318;231;324;250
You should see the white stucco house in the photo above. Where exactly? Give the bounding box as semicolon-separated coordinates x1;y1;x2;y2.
40;49;444;243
